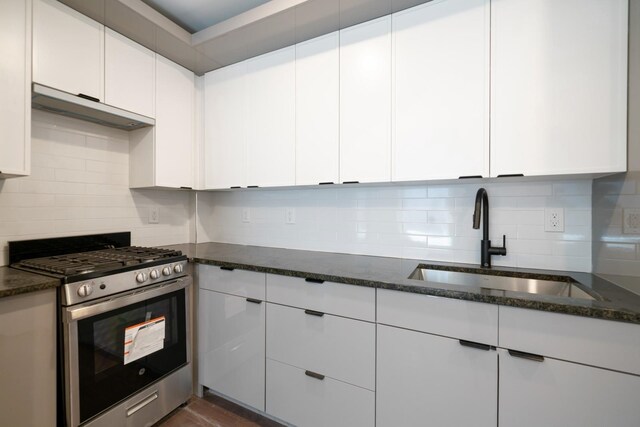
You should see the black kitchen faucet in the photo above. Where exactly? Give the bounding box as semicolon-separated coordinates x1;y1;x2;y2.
473;188;507;268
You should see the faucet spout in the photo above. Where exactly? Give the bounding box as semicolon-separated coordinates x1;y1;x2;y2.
472;188;506;268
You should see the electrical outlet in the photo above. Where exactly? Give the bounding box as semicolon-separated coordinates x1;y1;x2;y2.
285;208;296;224
544;208;564;232
242;208;251;223
149;207;159;224
623;209;640;234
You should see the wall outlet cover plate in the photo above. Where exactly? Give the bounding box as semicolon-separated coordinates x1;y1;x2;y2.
623;209;640;234
544;208;564;232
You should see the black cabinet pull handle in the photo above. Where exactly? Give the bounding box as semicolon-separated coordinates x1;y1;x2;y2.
220;266;235;271
246;298;262;304
508;349;544;362
247;185;259;188
180;186;192;190
305;278;324;284
319;182;334;185
78;93;99;102
459;340;491;351
458;175;483;179
342;181;359;184
305;370;325;380
230;186;241;189
497;174;525;178
304;309;324;317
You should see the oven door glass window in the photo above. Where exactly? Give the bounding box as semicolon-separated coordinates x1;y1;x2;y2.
76;288;187;423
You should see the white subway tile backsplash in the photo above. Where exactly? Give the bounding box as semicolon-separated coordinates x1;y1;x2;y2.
197;178;593;272
0;111;191;266
403;198;455;210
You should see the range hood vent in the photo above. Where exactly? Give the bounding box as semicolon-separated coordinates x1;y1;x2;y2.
31;84;155;131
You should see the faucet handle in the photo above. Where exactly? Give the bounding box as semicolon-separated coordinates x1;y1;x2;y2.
498;235;507;256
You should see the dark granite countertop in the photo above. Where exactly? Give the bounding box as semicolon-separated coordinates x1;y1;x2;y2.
164;242;640;325
0;266;59;299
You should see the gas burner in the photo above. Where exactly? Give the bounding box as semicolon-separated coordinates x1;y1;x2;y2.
13;246;185;280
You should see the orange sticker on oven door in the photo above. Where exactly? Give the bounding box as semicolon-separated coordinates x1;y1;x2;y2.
124;316;165;365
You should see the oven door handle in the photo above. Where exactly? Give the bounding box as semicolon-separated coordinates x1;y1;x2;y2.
64;277;192;322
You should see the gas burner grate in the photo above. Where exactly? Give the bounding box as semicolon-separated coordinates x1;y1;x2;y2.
18;246;183;276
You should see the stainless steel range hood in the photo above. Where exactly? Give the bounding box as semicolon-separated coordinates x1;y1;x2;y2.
31;84;155;130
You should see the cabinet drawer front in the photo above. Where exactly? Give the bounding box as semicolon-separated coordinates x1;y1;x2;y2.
266;274;374;321
198;290;265;411
500;307;640;375
377;289;498;345
499;348;640;426
377;325;497;427
266;303;375;390
266;359;375;427
197;264;265;300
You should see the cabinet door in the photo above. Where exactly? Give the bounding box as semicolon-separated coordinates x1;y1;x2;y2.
377;325;497;427
392;0;489;181
491;0;628;177
0;0;30;178
245;46;295;188
33;0;104;100
266;359;375;427
340;16;392;184
204;62;246;189
0;289;57;427
105;28;155;118
199;290;265;411
155;56;194;188
296;32;340;186
499;348;640;426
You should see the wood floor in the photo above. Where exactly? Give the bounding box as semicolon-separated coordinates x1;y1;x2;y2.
156;392;283;427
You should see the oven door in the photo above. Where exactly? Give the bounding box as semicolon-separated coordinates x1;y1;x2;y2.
63;277;191;426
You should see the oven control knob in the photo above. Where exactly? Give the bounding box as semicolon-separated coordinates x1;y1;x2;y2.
136;272;148;283
77;283;93;297
150;269;160;280
162;267;172;276
173;264;183;274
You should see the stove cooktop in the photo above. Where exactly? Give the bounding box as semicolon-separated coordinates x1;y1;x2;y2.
16;246;184;276
9;233;186;284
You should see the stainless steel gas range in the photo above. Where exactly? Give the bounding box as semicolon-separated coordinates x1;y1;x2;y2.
9;232;192;427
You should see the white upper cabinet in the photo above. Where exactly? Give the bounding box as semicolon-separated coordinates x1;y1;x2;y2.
245;46;296;188
204;62;247;189
130;56;195;188
491;0;628;177
392;0;490;181
154;56;195;188
340;16;392;184
105;28;155;118
33;0;104;101
0;0;31;178
295;32;340;186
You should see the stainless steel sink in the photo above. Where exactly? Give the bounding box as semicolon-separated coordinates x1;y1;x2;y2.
408;266;601;301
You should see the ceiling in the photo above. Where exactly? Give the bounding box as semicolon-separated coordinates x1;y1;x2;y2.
60;0;431;75
141;0;271;33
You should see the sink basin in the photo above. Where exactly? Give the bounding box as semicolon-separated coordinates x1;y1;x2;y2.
408;265;601;301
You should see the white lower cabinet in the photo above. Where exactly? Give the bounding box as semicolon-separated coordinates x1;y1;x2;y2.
377;324;497;427
499;348;640;427
266;359;375;427
266;303;375;391
199;289;265;411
